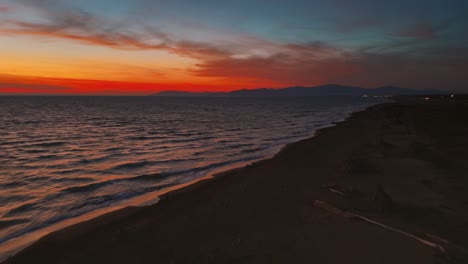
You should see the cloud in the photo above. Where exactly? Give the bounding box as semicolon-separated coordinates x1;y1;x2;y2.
0;1;234;60
191;41;357;85
0;5;10;13
391;23;438;39
0;2;347;73
1;20;168;50
390;15;464;40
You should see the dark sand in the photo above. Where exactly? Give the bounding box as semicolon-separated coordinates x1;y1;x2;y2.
4;96;468;264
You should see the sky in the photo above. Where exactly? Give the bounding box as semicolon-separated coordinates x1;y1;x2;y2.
1;0;467;94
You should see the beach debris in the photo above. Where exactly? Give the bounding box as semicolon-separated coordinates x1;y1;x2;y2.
312;200;446;253
323;184;359;197
328;186;346;196
424;233;449;246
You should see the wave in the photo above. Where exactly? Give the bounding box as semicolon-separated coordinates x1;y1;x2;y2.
173;132;202;137
0;184;175;244
30;141;67;148
76;155;117;164
23;149;48;154
60;181;111;194
125;136;167;141
0;219;29;230
110;161;152;170
167;136;216;144
216;139;236;144
240;146;269;154
110;157;203;171
5;202;39;217
263;135;301;142
67;184;172;212
225;143;255;149
0;195;34;205
226;128;242;132
0;181;28;188
53;156;263;199
51;169;84;175
35;154;59;160
49;177;95;183
102;147;124;152
28;176;51;182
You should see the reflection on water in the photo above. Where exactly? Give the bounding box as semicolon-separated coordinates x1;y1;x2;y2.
0;96;381;248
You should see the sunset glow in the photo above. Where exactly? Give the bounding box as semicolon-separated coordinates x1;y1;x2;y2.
1;0;468;94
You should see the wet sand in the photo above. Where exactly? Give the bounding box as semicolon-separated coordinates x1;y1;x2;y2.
4;96;468;264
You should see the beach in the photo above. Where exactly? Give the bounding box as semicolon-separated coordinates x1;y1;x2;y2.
4;96;468;264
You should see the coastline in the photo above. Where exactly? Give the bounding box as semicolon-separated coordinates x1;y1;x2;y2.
5;97;468;263
0;100;379;261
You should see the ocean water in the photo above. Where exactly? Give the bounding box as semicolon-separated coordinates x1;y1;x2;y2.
0;96;382;251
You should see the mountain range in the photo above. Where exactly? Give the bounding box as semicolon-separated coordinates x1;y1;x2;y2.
152;84;448;97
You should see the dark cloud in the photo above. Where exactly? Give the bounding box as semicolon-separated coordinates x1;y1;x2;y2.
0;5;10;12
392;24;437;39
191;41;355;85
390;15;464;40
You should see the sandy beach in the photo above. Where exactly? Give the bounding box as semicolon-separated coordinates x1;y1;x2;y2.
4;96;468;264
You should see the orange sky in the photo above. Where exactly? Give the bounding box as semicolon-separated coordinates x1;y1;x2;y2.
0;73;288;95
0;31;298;94
1;0;467;94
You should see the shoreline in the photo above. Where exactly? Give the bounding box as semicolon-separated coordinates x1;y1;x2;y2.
0;101;380;261
5;97;468;263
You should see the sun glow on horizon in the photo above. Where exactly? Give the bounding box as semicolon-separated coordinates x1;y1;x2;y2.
1;0;468;94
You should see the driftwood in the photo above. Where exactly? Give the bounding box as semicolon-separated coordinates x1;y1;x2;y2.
328;187;345;196
323;184;359;197
313;200;446;253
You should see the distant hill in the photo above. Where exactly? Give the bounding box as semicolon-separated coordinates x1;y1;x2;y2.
155;91;226;97
153;84;447;97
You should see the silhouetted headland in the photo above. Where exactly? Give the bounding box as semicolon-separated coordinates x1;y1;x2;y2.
153;84;448;97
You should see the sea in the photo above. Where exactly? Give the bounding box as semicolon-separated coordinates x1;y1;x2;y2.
0;96;383;257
